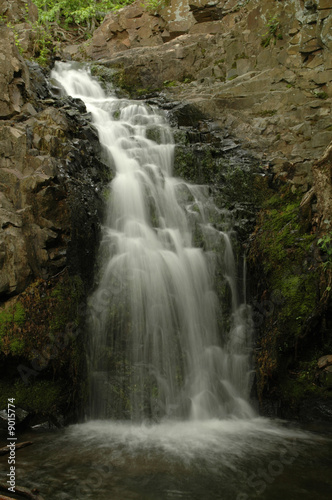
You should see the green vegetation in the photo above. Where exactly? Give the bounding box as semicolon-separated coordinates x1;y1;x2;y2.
0;271;87;417
33;24;53;66
0;271;84;363
163;80;178;87
4;0;135;66
0;379;64;415
34;0;132;29
249;186;331;405
261;16;283;47
315;91;328;100
6;22;25;54
0;303;26;356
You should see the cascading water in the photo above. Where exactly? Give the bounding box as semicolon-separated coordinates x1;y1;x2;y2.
6;62;328;500
51;62;254;422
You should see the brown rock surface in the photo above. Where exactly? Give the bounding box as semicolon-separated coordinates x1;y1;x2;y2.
0;34;109;299
312;140;332;231
0;25;30;118
70;0;330;193
0;0;38;23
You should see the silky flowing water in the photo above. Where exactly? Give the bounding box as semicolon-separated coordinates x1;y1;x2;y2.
1;62;331;499
52;62;254;423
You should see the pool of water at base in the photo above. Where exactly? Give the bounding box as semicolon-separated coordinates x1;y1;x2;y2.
0;418;331;500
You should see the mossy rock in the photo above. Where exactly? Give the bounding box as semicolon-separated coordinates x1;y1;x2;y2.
0;270;88;421
91;63;160;98
249;185;331;404
0;379;65;416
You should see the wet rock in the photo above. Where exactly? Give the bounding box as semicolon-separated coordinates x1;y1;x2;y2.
0;407;32;431
318;366;332;389
0;68;110;299
26;61;49;102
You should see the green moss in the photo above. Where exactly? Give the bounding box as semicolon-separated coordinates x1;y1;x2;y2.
250;187;321;398
0;271;87;417
91;64;156;97
0;379;64;415
173;146;198;182
163;80;178;87
280;357;330;407
182;76;194;84
316;92;328;100
0;303;26;355
49;274;84;334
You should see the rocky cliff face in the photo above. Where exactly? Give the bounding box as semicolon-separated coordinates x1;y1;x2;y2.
68;0;332;195
0;15;110;423
0;26;108;300
65;0;332;419
1;0;331;422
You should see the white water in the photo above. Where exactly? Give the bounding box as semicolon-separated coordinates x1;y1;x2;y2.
51;62;254;422
13;62;331;500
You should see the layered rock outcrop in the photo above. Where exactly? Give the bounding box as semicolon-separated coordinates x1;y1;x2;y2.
66;0;332;419
66;0;332;194
0;25;109;300
0;20;110;422
1;0;331;421
0;25;31;119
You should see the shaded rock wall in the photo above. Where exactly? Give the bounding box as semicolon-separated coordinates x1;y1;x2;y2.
0;20;109;423
0;41;108;299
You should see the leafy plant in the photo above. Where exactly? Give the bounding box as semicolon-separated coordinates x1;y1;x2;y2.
261;16;283;47
34;0;132;30
6;21;24;54
31;23;53;65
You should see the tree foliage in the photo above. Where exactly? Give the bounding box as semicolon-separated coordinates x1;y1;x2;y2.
34;0;133;29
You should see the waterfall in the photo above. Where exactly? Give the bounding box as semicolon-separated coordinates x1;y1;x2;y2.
51;62;254;422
